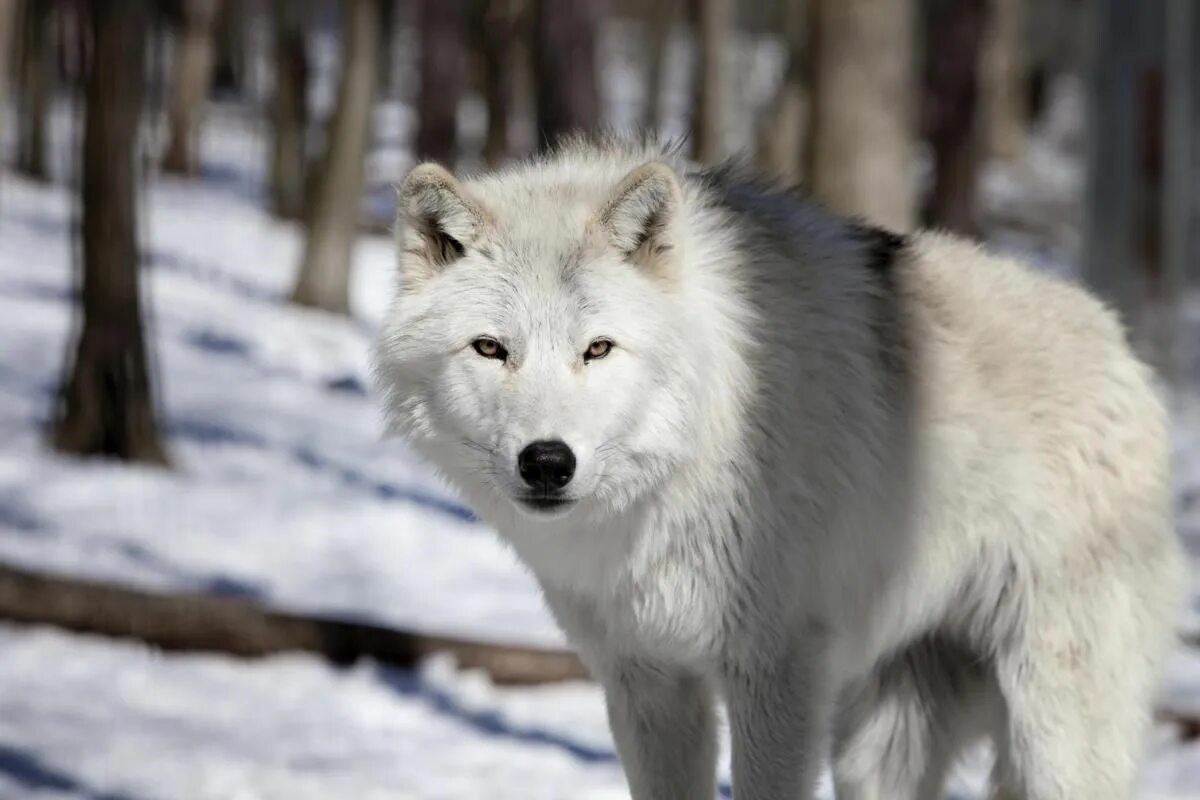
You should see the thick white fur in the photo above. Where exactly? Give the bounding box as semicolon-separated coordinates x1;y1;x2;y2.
374;140;1186;799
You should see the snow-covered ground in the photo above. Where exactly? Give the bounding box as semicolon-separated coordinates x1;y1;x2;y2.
2;22;1200;798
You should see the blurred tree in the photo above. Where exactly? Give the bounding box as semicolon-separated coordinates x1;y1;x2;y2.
211;0;248;96
378;0;397;95
291;0;379;314
475;0;522;166
1084;0;1141;337
416;0;465;163
920;0;988;234
0;0;17;183
690;0;732;163
640;0;677;135
268;0;311;220
162;0;221;175
980;0;1027;161
532;0;600;150
15;0;53;181
757;0;807;182
54;0;168;465
806;0;915;231
1161;0;1197;387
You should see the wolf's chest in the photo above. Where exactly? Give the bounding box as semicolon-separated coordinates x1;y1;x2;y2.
597;557;729;665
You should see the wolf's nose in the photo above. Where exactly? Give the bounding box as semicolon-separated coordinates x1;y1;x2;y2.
518;440;576;490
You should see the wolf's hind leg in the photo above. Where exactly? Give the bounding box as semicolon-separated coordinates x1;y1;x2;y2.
832;638;992;800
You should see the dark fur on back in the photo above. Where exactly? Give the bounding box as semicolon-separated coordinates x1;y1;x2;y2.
691;161;909;381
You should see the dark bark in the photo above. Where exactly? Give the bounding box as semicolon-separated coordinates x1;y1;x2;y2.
269;0;310;219
15;0;53;181
477;0;519;166
640;0;676;134
377;0;397;94
532;0;600;151
920;0;989;234
415;0;465;164
54;0;167;465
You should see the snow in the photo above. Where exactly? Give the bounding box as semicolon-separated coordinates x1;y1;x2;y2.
2;22;1200;800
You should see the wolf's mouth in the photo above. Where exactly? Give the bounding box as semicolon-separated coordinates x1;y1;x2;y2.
518;496;575;513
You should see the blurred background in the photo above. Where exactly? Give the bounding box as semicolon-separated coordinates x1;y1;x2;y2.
0;0;1197;797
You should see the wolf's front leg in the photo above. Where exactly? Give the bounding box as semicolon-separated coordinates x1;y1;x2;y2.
723;636;832;799
599;660;718;800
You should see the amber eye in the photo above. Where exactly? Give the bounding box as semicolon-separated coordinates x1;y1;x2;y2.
472;338;507;361
585;339;613;361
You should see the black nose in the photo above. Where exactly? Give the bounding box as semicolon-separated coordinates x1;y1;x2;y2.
518;440;576;491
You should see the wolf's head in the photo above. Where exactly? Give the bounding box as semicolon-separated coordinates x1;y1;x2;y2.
374;154;713;523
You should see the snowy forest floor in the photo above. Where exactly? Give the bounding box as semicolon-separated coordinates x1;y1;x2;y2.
4;35;1200;798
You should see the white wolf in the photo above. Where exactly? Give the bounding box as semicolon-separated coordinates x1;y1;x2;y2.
373;139;1185;799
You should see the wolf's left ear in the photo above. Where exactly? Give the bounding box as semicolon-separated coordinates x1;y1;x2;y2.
599;162;682;275
396;163;489;286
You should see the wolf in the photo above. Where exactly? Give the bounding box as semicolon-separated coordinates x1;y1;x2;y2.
373;138;1186;799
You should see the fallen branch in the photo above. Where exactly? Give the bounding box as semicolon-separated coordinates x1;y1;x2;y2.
0;563;589;685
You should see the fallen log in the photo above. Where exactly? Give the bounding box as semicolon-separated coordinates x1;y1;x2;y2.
0;563;589;685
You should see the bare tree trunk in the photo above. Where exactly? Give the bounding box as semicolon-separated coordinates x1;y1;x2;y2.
1156;0;1196;388
921;0;988;234
54;0;167;466
0;0;19;186
478;0;519;166
690;0;732;163
377;0;397;94
15;0;52;181
211;0;246;96
1083;0;1141;332
162;0;220;175
290;0;379;315
756;0;807;182
806;0;915;231
415;0;465;163
640;0;677;134
980;0;1027;161
532;0;600;150
269;0;310;219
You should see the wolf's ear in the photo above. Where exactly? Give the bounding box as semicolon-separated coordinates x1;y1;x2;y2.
599;162;682;276
396;163;489;285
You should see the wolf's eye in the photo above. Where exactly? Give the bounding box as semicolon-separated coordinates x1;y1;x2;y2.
584;339;613;362
472;338;507;361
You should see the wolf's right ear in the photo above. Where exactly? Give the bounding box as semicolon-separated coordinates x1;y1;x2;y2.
599;162;682;277
396;163;489;286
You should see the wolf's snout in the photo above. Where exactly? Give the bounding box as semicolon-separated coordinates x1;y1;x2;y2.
518;440;576;491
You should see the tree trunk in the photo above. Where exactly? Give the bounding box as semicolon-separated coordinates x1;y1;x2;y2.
478;0;519;166
1156;0;1196;388
806;0;916;231
290;0;379;315
640;0;677;135
1083;0;1142;334
980;0;1027;161
756;0;807;182
211;0;246;96
162;0;220;175
15;0;52;181
54;0;167;466
921;0;989;234
377;0;397;94
690;0;732;163
269;0;310;220
0;0;19;186
532;0;600;150
415;0;465;164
